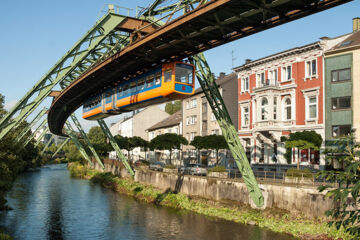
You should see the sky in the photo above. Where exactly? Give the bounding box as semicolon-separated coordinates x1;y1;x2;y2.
0;0;359;132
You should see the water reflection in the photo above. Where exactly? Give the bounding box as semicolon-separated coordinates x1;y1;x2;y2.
0;164;295;240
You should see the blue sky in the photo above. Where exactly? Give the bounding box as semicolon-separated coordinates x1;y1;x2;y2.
0;0;359;131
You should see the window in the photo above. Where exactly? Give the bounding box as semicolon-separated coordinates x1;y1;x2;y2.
146;75;155;88
123;84;129;96
269;69;277;84
130;82;137;93
117;86;123;98
331;68;351;82
211;113;216;121
174;127;179;134
186;117;189;125
332;96;351;110
175;63;193;84
273;97;277;120
164;69;172;82
332;125;352;137
212;129;220;135
284;98;292;120
256;72;265;87
282;65;292;81
105;91;113;103
155;72;161;85
261;97;268;120
190;132;196;141
305;59;317;77
241;77;249;92
190;115;197;124
186;101;190;109
190;99;197;108
242;106;249;126
137;78;145;91
308;96;317;119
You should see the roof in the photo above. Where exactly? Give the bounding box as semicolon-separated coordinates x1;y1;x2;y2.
147;110;182;131
326;30;360;54
192;72;237;96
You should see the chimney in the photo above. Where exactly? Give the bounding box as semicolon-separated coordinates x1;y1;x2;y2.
245;59;252;64
353;17;360;32
219;72;226;78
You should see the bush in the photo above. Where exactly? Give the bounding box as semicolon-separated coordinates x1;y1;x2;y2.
208;166;227;173
164;165;176;169
286;168;313;179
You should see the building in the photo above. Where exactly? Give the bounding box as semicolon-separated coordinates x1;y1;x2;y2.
182;73;238;161
146;110;182;163
324;18;360;144
234;35;348;169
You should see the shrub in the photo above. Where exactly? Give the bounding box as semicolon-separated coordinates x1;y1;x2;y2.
286;168;313;179
164;164;176;169
208;166;227;173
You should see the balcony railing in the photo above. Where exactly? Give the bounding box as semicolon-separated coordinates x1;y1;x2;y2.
254;79;279;90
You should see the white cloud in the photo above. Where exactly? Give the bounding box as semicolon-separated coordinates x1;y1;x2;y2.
4;99;17;111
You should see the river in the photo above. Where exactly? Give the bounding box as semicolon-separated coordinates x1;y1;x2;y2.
0;164;295;240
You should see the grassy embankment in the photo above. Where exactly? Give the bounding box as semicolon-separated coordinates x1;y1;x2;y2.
68;162;352;240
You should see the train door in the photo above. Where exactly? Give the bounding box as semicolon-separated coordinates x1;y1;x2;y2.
162;62;174;93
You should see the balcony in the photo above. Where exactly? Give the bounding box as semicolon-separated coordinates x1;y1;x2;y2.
253;79;279;92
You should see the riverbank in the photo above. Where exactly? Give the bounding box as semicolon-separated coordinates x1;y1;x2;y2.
68;162;351;240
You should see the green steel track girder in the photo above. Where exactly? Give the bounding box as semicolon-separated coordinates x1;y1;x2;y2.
24;118;47;146
52;138;70;158
190;53;264;207
97;119;134;177
35;127;49;147
0;13;128;140
70;114;104;169
41;135;55;155
141;0;201;17
15;107;47;142
65;121;92;165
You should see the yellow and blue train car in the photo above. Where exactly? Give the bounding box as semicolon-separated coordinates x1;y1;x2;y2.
82;61;195;120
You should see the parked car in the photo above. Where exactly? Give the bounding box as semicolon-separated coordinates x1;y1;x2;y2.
179;164;207;176
149;162;165;171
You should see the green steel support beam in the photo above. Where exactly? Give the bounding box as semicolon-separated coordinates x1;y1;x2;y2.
97;119;134;177
35;127;49;147
52;138;70;158
65;121;92;165
190;53;264;207
0;13;128;140
24;118;47;146
41;135;55;155
15;107;47;142
70;114;104;169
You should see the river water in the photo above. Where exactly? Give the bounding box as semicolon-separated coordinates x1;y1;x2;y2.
0;164;295;240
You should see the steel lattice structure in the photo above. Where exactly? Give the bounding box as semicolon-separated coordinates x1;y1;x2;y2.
0;0;353;207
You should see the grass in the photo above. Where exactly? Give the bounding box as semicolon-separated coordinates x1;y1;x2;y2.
68;162;353;240
0;230;12;240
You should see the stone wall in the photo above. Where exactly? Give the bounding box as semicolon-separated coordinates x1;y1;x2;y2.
91;160;333;219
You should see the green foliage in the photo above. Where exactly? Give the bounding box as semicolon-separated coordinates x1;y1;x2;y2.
0;93;6;119
283;131;323;164
165;100;181;115
190;136;205;150
63;141;85;163
286;168;313;179
164;164;176;169
88;126;112;157
208;166;227;172
202;135;228;164
151;133;188;164
318;135;360;239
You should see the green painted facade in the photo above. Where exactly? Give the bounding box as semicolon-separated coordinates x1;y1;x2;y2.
324;53;353;141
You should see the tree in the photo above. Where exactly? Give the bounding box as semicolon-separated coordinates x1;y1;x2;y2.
318;135;360;239
165;100;181;115
0;93;6;118
203;135;229;165
150;133;188;165
282;131;323;166
87;126;111;157
130;136;150;160
190;136;206;163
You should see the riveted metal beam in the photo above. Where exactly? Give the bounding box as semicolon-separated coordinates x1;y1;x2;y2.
52;138;70;158
24;118;47;146
15;107;47;142
65;121;92;165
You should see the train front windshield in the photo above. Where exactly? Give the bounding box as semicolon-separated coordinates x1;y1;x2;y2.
175;64;193;85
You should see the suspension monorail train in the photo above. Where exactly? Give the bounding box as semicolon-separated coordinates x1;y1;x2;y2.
82;61;195;120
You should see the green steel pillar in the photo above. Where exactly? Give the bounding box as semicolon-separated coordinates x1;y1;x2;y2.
65;121;92;165
24;118;47;146
15;107;47;142
97;119;134;177
190;53;264;207
52;138;70;158
41;135;55;155
70;114;104;168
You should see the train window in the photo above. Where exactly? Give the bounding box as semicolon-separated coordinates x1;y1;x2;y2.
164;69;172;82
155;72;161;85
105;91;112;102
130;82;137;93
138;78;145;91
146;75;155;88
123;84;129;96
175;63;193;84
118;86;123;97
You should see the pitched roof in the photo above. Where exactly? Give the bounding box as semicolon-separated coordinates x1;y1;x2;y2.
327;30;360;54
193;72;237;95
147;110;182;131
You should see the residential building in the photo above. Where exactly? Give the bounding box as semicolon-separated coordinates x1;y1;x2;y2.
325;18;360;143
182;73;238;161
235;35;348;169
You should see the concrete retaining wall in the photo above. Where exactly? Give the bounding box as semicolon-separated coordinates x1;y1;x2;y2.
91;160;333;219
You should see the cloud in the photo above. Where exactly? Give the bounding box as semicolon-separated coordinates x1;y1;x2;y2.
4;99;18;111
